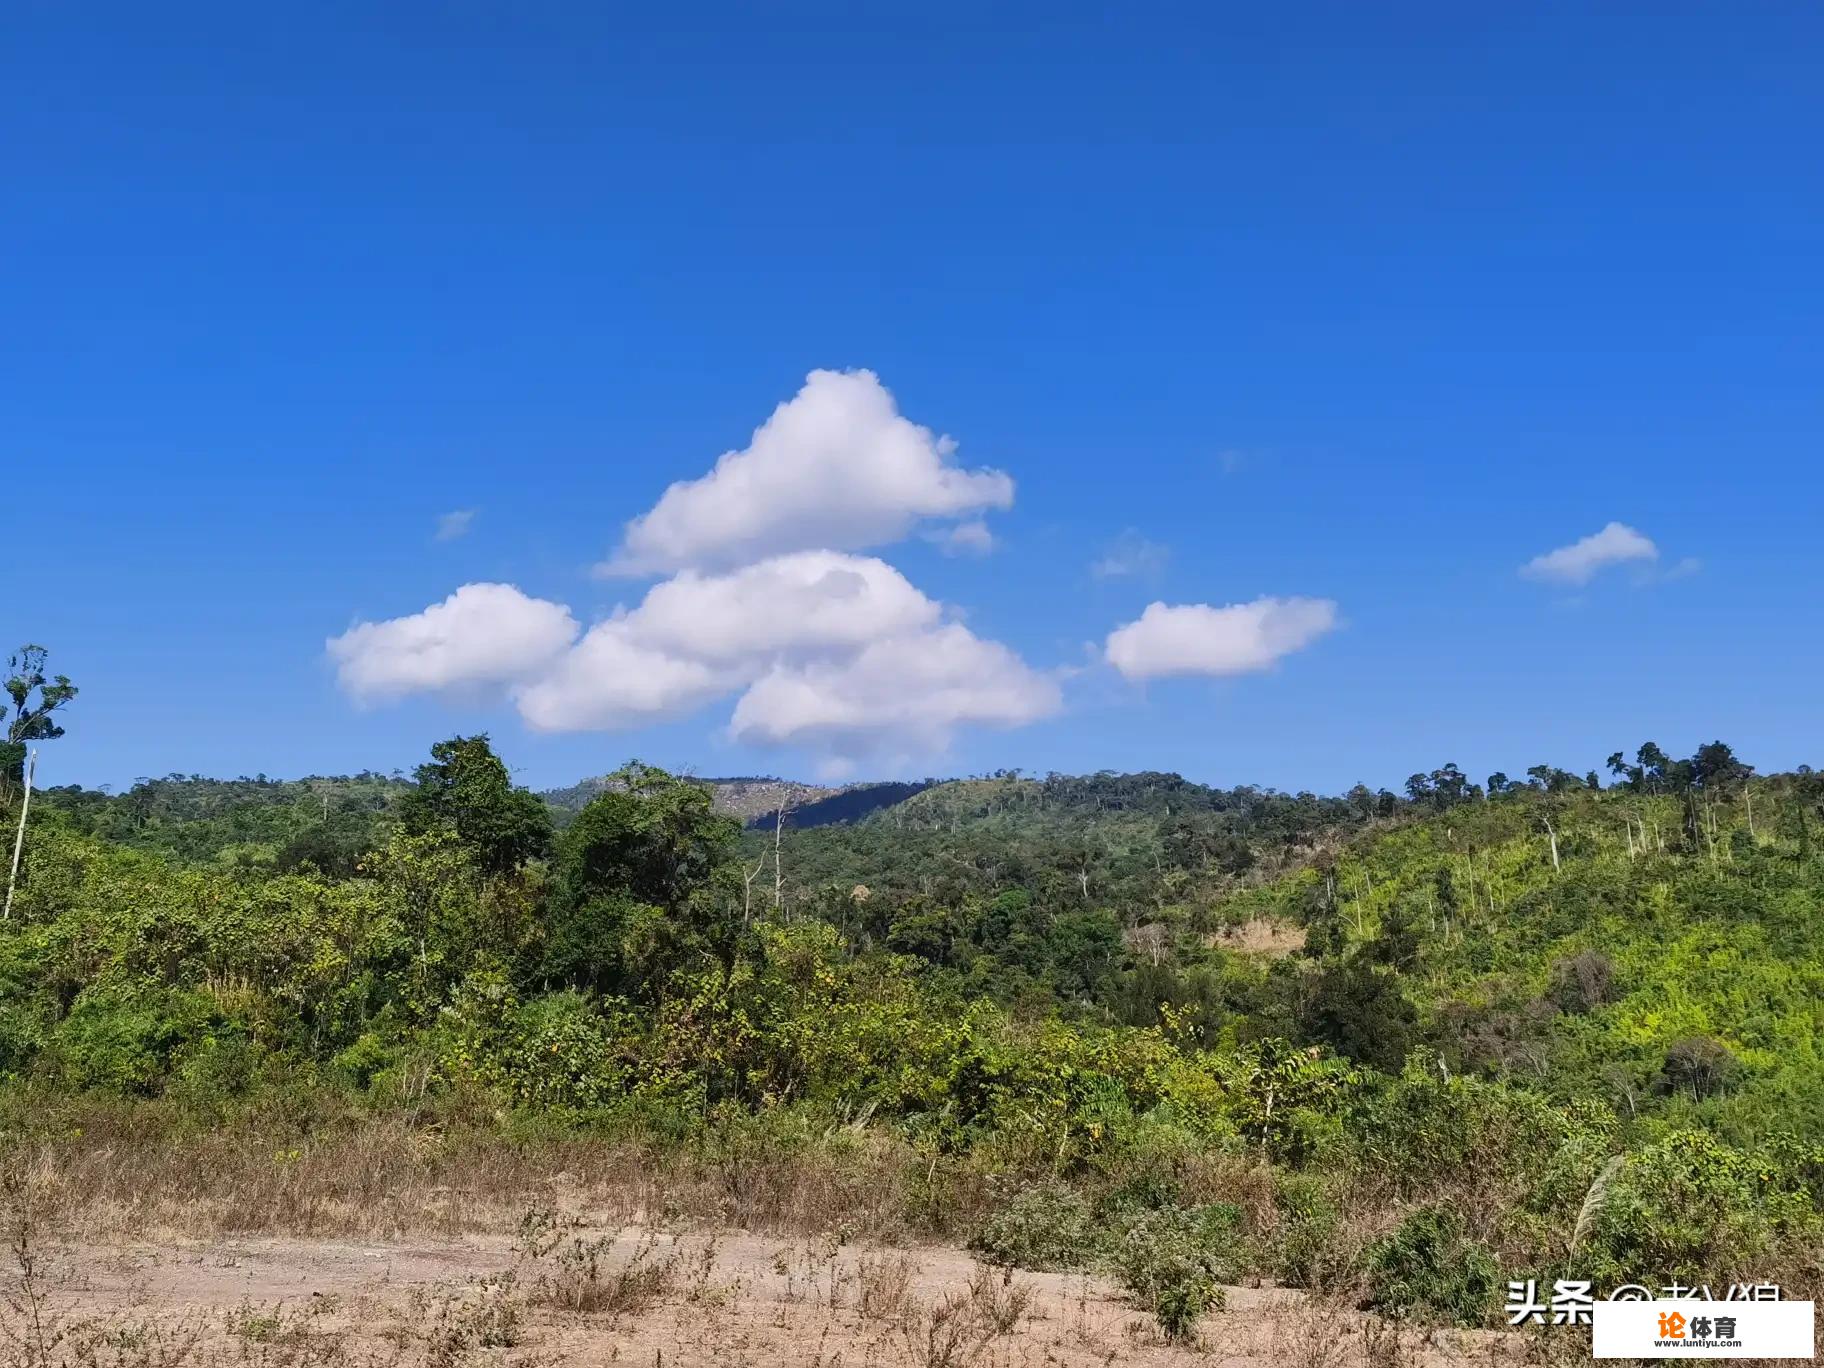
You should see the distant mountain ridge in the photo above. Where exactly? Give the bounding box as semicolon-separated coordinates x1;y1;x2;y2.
540;773;932;830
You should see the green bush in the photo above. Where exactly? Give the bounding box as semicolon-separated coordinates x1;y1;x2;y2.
968;1180;1099;1270
492;992;627;1112
331;1030;399;1091
167;1032;264;1111
1272;1173;1342;1288
50;988;226;1095
1095;1170;1182;1226
1362;1204;1499;1326
1584;1131;1791;1282
0;1002;43;1079
1113;1206;1231;1341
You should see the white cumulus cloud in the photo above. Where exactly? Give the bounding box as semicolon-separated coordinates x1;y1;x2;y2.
513;622;735;732
630;552;940;666
1520;522;1659;585
730;623;1060;757
327;583;579;701
517;552;945;732
333;552;1052;762
331;370;1065;764
602;369;1014;575
1105;597;1339;681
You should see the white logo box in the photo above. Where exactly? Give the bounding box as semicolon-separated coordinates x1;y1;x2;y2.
1592;1300;1815;1359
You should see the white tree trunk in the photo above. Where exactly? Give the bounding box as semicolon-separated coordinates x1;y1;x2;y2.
6;749;38;920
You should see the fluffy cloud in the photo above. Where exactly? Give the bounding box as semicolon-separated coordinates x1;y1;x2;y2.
517;552;945;732
1520;522;1659;585
332;372;1068;763
513;624;734;732
334;552;1050;760
1105;597;1338;681
730;623;1060;756
602;369;1014;575
327;583;578;701
630;552;940;666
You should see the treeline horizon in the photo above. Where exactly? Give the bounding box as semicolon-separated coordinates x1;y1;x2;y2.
21;735;1804;807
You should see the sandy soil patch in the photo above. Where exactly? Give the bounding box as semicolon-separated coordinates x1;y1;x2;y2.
3;1225;1520;1367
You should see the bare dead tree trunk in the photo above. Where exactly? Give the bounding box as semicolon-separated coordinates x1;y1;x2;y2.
742;850;767;927
1541;814;1561;872
773;804;786;916
771;798;794;918
4;749;36;921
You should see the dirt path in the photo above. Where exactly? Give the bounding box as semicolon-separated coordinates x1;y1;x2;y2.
13;1228;1515;1367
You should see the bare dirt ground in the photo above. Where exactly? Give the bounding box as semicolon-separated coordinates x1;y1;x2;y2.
6;1225;1523;1368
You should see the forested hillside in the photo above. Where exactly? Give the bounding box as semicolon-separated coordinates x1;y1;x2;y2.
544;773;930;830
2;734;1820;1336
769;770;1381;920
543;773;836;828
36;772;410;875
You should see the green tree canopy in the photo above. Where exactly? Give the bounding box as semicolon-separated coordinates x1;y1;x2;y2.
4;644;78;789
398;734;551;876
540;762;740;994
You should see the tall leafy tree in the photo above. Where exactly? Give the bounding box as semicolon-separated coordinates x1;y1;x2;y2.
1605;750;1640;788
4;644;78;788
1635;741;1672;793
541;762;740;994
398;734;552;876
1303;959;1416;1072
1691;740;1752;794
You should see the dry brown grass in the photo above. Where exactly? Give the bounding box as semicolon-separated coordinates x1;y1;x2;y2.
855;1251;917;1322
898;1265;1034;1368
2;1096;931;1248
527;1229;672;1319
1209;919;1309;958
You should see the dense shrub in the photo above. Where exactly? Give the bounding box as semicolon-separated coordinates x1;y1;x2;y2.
0;1002;43;1079
1112;1206;1231;1340
968;1181;1099;1270
463;989;629;1113
1272;1173;1343;1288
49;987;230;1095
1582;1131;1809;1282
1362;1205;1500;1326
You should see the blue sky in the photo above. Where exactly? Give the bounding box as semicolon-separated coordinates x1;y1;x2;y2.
6;3;1820;794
